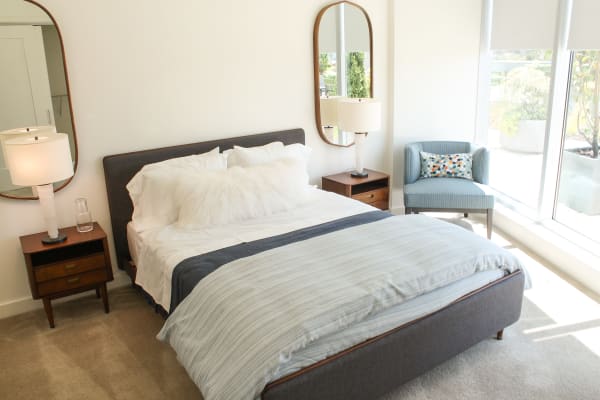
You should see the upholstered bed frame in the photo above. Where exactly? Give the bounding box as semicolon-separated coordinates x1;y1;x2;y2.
103;128;525;400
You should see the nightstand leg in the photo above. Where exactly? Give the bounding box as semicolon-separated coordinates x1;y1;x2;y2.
99;283;110;313
95;288;101;298
42;297;55;328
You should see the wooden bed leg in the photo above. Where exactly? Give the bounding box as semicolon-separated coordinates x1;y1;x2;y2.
496;329;504;340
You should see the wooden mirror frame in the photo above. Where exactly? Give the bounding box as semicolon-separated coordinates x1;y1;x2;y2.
313;1;373;147
0;0;78;200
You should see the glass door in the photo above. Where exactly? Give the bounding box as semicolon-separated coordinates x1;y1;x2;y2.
555;50;600;243
487;50;553;209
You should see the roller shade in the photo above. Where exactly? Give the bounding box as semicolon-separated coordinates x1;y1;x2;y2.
344;5;369;53
319;7;337;53
318;4;369;53
568;0;600;49
491;0;559;49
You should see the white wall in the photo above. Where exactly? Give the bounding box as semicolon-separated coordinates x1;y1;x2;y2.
0;0;392;318
391;0;482;210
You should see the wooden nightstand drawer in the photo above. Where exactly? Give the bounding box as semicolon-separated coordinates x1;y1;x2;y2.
37;269;109;297
352;187;389;204
20;223;113;328
34;253;105;282
322;169;390;211
370;200;389;210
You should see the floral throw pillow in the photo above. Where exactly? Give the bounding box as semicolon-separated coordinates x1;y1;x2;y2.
419;151;473;179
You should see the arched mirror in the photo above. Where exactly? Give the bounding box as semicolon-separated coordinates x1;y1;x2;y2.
314;1;373;147
0;0;77;199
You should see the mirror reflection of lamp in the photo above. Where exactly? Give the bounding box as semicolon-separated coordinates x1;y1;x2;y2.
4;133;73;244
320;96;341;128
0;126;56;168
337;98;381;178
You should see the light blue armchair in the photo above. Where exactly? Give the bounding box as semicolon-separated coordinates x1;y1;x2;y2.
403;141;494;239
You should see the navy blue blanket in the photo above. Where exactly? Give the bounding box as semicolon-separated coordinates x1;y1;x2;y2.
169;210;391;312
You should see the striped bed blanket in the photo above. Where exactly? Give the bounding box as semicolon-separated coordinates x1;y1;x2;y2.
158;214;525;400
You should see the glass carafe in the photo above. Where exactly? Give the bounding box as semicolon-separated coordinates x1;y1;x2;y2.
75;198;93;233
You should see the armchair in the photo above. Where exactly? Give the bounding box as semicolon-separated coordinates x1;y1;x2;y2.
403;141;494;239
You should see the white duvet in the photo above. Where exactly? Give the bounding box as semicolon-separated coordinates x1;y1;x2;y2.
132;188;374;310
158;214;526;400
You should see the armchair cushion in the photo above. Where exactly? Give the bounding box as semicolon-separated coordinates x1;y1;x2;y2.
405;141;490;185
419;151;473;180
404;178;494;210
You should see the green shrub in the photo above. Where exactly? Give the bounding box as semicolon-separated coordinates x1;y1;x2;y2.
495;65;549;135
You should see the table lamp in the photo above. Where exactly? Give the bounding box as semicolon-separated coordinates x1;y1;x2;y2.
338;98;381;177
4;133;74;244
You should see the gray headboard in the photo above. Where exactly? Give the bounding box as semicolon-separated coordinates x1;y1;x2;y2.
102;128;306;272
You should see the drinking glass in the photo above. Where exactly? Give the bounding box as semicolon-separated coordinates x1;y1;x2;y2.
75;198;93;233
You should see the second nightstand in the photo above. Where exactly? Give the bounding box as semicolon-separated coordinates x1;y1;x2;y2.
322;169;390;210
19;223;113;328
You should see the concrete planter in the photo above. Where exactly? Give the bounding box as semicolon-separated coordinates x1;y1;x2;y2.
558;150;600;215
499;120;546;154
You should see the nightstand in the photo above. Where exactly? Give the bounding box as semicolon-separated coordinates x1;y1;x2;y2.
19;223;114;328
322;169;390;210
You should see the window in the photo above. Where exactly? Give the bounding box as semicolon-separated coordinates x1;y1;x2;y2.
479;0;600;247
487;50;553;208
555;50;600;243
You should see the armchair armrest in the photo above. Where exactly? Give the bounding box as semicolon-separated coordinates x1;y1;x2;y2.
471;145;490;184
404;143;423;184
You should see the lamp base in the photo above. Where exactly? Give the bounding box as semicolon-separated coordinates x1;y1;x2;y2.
350;170;369;178
42;233;67;245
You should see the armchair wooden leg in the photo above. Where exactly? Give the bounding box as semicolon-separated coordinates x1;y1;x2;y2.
464;213;469;218
405;207;411;215
486;209;493;239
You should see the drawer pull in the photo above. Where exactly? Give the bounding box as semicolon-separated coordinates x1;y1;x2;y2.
67;277;80;284
64;264;77;271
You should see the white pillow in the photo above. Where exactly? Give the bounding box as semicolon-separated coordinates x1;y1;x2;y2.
129;168;185;231
282;142;312;163
226;141;285;167
127;147;225;201
176;158;309;229
225;142;312;167
127;147;226;231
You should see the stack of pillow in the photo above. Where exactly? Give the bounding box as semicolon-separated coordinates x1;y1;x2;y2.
127;142;312;231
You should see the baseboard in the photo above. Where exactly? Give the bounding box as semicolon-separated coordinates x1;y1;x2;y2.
0;270;131;320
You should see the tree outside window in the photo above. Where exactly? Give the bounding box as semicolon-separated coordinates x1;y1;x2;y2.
347;52;369;98
567;51;600;159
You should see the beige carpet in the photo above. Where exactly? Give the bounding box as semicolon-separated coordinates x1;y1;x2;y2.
1;223;599;399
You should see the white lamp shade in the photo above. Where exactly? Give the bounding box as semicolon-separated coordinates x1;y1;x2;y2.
0;126;56;136
4;133;73;186
320;96;341;126
338;98;381;132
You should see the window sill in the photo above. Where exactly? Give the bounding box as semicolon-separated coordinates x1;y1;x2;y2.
493;202;600;299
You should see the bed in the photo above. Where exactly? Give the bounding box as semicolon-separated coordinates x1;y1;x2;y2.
103;128;526;400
